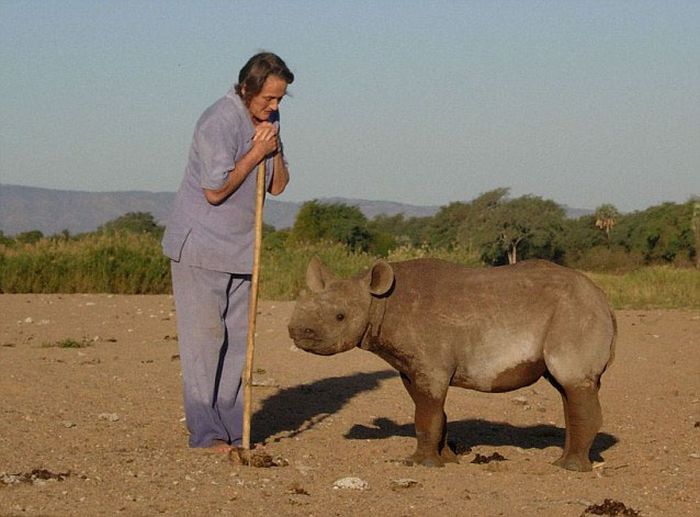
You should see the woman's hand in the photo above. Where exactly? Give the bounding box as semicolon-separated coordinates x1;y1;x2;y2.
252;122;279;159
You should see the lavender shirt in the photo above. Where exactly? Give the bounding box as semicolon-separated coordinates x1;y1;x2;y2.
161;87;275;274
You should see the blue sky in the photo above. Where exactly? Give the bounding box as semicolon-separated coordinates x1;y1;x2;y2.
1;0;698;212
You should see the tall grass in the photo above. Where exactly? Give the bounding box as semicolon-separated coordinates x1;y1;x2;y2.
585;267;700;309
1;233;698;309
0;233;170;294
260;240;376;300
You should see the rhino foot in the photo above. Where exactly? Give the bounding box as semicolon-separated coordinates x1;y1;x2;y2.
553;454;592;472
440;444;460;464
405;452;446;468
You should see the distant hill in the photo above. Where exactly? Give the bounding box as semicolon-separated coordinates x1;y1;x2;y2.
0;184;442;236
1;185;176;236
0;184;593;236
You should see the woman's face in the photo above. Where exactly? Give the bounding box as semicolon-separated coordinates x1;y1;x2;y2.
245;75;288;124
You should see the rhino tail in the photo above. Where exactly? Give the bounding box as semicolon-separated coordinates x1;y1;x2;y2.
604;307;618;371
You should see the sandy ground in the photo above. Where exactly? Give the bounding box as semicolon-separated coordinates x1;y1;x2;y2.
0;294;698;516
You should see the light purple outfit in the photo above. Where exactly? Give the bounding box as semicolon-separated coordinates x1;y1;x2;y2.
162;87;275;447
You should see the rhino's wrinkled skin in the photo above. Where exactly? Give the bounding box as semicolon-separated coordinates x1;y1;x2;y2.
288;257;616;471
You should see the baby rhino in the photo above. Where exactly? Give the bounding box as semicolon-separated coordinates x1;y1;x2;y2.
288;257;616;472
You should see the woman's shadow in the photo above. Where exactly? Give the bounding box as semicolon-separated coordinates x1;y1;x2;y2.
252;370;617;462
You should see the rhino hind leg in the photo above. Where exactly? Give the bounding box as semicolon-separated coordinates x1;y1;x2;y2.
548;377;603;472
400;373;456;467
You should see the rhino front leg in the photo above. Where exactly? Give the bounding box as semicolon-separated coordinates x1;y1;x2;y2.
400;372;457;467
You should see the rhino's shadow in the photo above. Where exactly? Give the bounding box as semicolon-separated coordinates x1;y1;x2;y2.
251;369;396;444
253;369;617;461
345;417;618;462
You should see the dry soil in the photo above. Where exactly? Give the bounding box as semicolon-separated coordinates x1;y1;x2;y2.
0;294;698;516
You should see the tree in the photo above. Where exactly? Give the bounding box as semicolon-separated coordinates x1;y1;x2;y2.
57;229;71;241
427;188;511;250
454;188;510;251
594;204;620;247
15;230;44;245
289;200;374;252
262;226;290;252
367;214;403;251
0;231;14;247
368;213;431;249
471;195;566;265
559;215;606;263
400;216;434;246
98;212;164;236
425;201;471;249
615;201;694;264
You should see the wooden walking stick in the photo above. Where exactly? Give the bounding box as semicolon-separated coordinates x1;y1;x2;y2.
241;161;266;456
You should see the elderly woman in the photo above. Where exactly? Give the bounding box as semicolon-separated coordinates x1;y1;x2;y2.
162;52;294;451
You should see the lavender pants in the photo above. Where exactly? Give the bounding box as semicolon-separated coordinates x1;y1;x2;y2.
170;260;250;448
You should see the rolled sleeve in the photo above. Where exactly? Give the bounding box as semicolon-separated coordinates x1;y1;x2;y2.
195;111;238;190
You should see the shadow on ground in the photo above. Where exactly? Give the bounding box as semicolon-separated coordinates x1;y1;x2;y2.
253;369;617;462
251;369;396;444
345;417;617;462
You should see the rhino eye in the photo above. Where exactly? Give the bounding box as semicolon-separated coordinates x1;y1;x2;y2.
336;313;345;322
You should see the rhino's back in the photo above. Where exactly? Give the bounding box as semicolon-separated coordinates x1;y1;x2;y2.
384;258;610;330
390;257;597;299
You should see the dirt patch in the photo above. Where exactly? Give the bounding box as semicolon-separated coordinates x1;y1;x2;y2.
471;452;507;464
0;294;698;515
583;498;641;516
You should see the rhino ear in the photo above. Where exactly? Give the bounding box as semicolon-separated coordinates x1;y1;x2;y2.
306;256;334;293
365;260;394;296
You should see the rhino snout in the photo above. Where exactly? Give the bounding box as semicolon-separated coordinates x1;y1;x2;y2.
288;325;318;342
288;323;343;355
